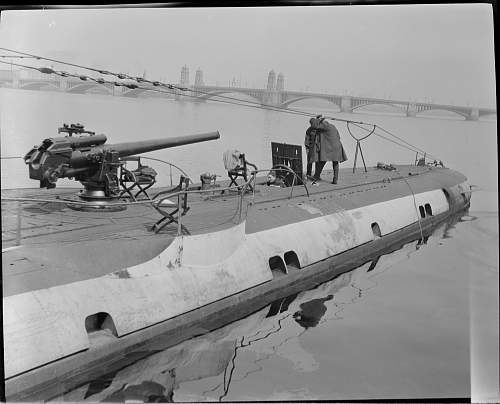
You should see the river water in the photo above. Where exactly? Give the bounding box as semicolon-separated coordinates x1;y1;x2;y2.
1;89;498;401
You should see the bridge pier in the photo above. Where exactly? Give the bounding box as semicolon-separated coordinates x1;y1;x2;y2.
406;103;417;117
12;71;20;89
340;96;352;113
192;87;207;102
113;85;125;96
467;108;479;121
59;78;68;92
276;91;287;107
263;90;279;106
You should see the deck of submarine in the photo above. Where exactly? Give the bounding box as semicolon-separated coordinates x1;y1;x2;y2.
2;165;443;297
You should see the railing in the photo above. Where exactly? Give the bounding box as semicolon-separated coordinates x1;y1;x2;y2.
151;165;309;232
1;176;256;243
151;175;257;228
1;166;308;243
139;156;192;187
121;156;192;188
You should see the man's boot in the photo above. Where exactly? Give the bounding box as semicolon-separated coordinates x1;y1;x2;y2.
332;161;339;184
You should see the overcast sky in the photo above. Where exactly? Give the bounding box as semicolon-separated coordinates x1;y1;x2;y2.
0;4;496;107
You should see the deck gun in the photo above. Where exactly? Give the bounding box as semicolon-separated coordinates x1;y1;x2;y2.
24;123;220;200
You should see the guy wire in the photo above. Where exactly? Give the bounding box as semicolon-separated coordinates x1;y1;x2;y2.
0;48;441;160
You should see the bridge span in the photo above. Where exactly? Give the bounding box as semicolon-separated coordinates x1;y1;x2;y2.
0;70;495;121
194;85;496;121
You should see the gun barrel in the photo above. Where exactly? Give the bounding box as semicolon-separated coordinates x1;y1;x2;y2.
109;131;220;157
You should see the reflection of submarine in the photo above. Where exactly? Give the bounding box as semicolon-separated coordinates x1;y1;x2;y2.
55;270;358;402
56;312;267;402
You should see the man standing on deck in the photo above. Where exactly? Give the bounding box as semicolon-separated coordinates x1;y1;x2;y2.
304;117;322;181
311;117;348;184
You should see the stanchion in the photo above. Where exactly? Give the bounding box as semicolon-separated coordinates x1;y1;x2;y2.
347;122;376;174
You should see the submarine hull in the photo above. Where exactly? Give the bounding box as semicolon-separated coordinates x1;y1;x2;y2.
1;165;472;400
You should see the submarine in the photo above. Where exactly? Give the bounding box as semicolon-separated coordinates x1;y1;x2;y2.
1;122;472;400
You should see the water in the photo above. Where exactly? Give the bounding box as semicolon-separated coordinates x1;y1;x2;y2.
1;89;498;401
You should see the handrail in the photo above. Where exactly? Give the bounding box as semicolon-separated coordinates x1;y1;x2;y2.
0;176;255;207
2;168;307;239
138;156;192;186
151;177;255;205
1;167;309;208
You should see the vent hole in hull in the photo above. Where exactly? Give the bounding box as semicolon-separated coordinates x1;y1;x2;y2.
284;251;301;269
424;203;433;216
371;222;382;238
269;256;287;274
85;312;117;337
419;206;426;218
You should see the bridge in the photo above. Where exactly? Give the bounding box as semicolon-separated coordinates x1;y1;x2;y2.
193;85;496;121
0;69;495;121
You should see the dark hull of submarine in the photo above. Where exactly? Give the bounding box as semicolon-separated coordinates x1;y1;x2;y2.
2;165;472;400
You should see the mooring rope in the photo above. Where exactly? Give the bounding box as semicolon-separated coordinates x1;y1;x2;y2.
395;169;425;242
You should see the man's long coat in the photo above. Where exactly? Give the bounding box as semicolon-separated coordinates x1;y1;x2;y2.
313;120;348;162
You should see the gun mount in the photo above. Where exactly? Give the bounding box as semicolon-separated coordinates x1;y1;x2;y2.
24;123;220;201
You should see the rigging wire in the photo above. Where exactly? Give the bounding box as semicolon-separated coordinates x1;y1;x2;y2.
0;48;294;113
0;60;322;121
0;59;434;161
350;122;440;161
0;48;442;161
0;47;374;125
0;54;37;59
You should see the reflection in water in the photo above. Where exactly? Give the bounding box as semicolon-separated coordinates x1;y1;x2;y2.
102;378;175;403
442;210;476;239
293;295;334;329
216;313;294;401
52;210;472;402
416;235;429;249
84;370;119;399
366;256;381;273
265;293;298;318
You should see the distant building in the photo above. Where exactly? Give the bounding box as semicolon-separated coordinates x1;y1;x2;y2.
267;69;276;91
180;65;189;86
276;72;284;91
194;68;204;86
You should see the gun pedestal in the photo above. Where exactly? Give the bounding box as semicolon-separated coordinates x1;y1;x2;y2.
63;194;128;212
78;150;122;201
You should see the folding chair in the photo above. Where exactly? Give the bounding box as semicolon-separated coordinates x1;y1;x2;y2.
119;157;157;200
152;175;191;234
223;150;257;192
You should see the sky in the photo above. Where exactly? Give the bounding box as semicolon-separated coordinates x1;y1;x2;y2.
0;4;496;108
